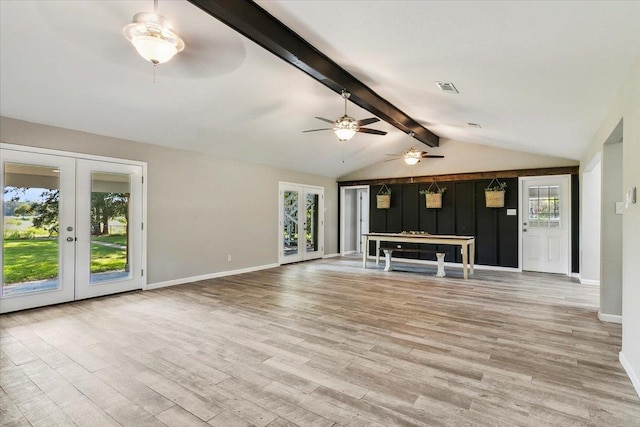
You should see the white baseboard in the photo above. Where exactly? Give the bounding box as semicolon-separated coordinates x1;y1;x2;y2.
323;253;341;258
579;277;600;286
146;263;279;290
364;255;520;273
571;272;580;279
598;311;622;324
620;351;640;398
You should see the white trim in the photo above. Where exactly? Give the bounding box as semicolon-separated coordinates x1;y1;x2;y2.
598;312;622;324
364;255;520;273
620;351;640;398
146;263;280;290
0;143;146;168
579;277;600;286
571;273;580;279
518;176;523;271
278;181;324;191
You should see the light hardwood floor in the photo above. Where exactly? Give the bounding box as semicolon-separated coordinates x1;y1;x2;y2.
1;257;639;426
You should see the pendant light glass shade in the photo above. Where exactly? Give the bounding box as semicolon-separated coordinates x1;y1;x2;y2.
124;12;184;64
334;116;357;141
404;149;422;165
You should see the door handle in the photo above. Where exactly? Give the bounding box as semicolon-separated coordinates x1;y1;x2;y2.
66;237;76;242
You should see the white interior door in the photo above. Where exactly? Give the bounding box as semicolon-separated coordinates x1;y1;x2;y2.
521;175;570;274
279;182;324;264
1;147;145;313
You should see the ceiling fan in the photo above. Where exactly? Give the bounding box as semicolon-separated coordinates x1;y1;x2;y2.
303;90;387;141
386;132;445;165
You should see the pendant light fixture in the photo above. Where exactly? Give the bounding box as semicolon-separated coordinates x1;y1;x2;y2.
123;0;185;65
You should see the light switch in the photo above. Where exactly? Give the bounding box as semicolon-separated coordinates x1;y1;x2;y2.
506;209;517;216
615;202;624;214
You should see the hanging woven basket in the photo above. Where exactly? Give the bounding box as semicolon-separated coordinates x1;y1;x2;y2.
376;184;391;209
485;190;505;208
485;178;506;208
420;181;445;209
426;193;442;209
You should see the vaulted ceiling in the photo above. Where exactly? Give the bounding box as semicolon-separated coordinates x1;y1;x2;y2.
1;1;639;178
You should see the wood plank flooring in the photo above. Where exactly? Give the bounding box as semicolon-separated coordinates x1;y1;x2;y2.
1;257;639;426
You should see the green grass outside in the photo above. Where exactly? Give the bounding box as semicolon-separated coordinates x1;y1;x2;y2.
3;236;126;284
92;235;127;246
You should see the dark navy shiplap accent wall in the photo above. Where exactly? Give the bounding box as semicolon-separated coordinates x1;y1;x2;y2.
367;177;579;270
369;179;520;268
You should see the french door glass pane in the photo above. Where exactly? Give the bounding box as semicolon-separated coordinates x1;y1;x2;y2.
3;163;60;296
283;190;299;256
90;172;131;284
306;193;319;252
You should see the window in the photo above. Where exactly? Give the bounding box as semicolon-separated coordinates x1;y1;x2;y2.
528;185;560;228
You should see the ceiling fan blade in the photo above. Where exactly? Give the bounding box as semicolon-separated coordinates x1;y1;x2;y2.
357;128;387;136
315;117;335;124
356;117;379;126
302;128;333;133
384;158;399;162
421;154;445;158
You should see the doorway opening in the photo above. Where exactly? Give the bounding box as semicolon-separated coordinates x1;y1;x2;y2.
340;185;369;256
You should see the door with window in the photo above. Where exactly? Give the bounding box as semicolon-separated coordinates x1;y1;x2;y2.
1;147;145;313
279;182;324;264
521;175;570;274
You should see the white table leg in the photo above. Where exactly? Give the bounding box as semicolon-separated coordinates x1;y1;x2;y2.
436;253;446;277
469;241;475;275
362;236;368;268
383;250;393;271
461;246;468;280
375;240;381;265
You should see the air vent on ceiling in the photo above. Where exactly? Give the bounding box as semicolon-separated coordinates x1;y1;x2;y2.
436;81;459;93
468;122;481;128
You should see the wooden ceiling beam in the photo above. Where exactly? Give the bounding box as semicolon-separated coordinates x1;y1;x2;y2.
338;166;580;187
187;0;439;147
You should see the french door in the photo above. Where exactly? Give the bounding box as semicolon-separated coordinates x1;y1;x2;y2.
521;175;570;275
279;182;324;264
1;147;145;313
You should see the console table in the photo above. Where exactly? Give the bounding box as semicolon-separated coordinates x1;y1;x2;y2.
362;233;475;279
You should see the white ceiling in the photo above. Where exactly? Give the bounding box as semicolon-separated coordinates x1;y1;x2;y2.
1;1;639;178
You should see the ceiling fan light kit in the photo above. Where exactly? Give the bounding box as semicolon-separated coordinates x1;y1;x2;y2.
334;116;358;141
123;7;184;65
403;149;422;165
385;131;445;165
303;90;387;141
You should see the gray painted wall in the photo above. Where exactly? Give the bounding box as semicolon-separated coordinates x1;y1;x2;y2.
580;160;601;284
583;55;640;396
600;141;623;316
0;117;339;285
